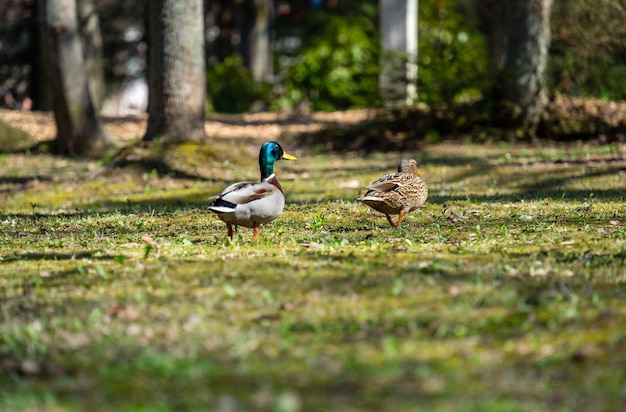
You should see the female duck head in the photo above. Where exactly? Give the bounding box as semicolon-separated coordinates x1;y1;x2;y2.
398;158;419;176
259;141;297;179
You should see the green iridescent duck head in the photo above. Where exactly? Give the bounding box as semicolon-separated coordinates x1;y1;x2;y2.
259;141;297;179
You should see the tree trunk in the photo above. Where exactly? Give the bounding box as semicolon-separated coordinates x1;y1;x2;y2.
77;0;105;111
500;0;553;132
213;0;236;63
240;0;274;83
379;0;418;106
38;0;110;157
143;0;206;142
475;0;507;75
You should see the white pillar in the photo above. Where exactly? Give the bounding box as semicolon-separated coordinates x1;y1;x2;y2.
379;0;418;106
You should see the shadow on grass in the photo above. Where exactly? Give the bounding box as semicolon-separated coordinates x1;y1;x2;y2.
0;176;53;184
0;175;53;195
0;202;211;220
521;165;626;192
1;251;127;263
429;187;626;204
289;184;626;207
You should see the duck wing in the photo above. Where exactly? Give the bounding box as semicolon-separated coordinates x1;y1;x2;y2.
363;180;401;192
210;181;278;211
362;173;421;193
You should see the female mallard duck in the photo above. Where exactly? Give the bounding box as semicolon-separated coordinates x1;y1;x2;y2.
208;141;297;241
358;158;428;227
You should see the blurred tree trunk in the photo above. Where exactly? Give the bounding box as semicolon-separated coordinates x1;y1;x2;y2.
77;0;105;111
38;0;111;157
499;0;553;132
240;0;274;83
379;0;418;106
213;0;236;62
143;0;206;142
475;0;507;75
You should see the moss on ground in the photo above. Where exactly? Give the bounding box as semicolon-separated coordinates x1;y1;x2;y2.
0;119;36;152
0;141;625;411
108;137;253;180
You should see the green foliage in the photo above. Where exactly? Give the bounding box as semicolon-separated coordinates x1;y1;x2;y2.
550;1;626;101
0;119;35;152
206;56;271;113
276;16;381;111
417;0;489;104
208;0;626;113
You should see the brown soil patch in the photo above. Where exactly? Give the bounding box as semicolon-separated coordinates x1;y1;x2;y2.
0;109;376;147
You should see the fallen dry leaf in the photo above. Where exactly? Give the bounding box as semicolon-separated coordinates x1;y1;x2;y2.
141;235;158;247
447;213;469;222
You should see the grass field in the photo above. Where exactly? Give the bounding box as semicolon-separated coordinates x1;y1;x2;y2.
1;139;625;411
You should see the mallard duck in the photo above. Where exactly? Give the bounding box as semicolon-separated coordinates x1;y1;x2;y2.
208;142;297;241
358;158;428;227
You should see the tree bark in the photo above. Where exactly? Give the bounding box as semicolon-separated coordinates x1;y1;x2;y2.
500;0;553;132
475;0;507;75
240;0;274;83
213;0;236;63
379;0;418;106
38;0;110;157
143;0;206;142
77;0;105;111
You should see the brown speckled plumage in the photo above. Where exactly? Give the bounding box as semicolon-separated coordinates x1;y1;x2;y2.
358;158;428;227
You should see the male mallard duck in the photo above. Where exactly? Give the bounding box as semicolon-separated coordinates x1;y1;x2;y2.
358;158;428;227
208;141;297;241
